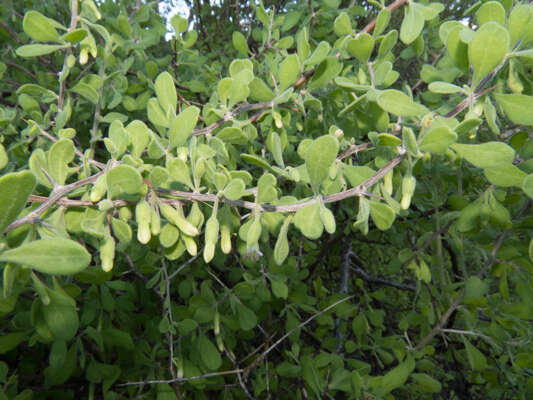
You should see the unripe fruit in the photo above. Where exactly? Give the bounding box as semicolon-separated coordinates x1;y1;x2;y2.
136;200;152;244
401;174;416;210
101;235;115;272
150;205;161;236
220;224;232;254
383;170;393;196
246;215;262;250
90;174;107;203
182;234;198;256
320;205;336;234
159;203;199;236
118;206;132;222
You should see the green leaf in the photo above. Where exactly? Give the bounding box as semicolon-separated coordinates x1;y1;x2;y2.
522;173;533;199
169;106;200;148
452;142;515;168
106;165;144;200
274;216;291;265
484;164;526;187
370;202;395;231
347;34;374;63
446;25;469;71
308;57;342;90
60;28;87;43
374;8;391;37
268;131;284;167
155;71;176;115
305;41;331;67
171;15;188;33
468;21;509;87
271;280;288;299
197;334;222;371
72;82;99;104
0;238;91;275
377;90;428;117
257;173;277;203
301;355;324;397
463;337;488;371
334;12;352;36
279;54;300;91
343;165;375;187
232;31;249;55
0;171;36;234
410;373;442;393
241;153;272;170
160;223;180;248
475;1;506;26
236;302;257;331
216;127;247;144
16;44;68;58
147;98;169;128
373;356;414;395
305;135;339;189
509;4;533;46
494;94;533;126
167;158;194;189
224;178;246;200
400;4;425;45
377;133;401;147
428;81;464;94
464;276;489;299
420;126;457;154
48;139;75;185
23;10;61;42
294;203;323;239
126;120;150;158
0;332;27;354
249;78;275;101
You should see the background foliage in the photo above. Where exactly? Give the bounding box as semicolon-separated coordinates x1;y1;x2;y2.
2;0;533;399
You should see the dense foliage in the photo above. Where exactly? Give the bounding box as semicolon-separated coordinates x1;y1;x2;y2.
1;0;533;398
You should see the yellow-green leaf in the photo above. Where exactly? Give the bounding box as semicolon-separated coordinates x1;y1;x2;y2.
452;142;515;168
155;71;176;116
279;54;300;91
420;126;457;154
468;21;509;87
377;90;428;117
23;10;61;42
0;171;36;234
494;93;533;126
370;202;395;231
305;135;339;189
0;239;91;275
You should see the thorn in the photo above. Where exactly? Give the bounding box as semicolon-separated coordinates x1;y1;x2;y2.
39;165;59;189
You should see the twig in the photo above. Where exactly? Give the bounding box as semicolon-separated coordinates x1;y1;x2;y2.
335;241;352;351
192;101;273;137
5;168;107;233
90;61;106;157
123;254;165;303
358;0;409;36
156;152;406;213
58;0;79;111
401;220;454;269
243;295;354;377
167;254;201;280
37;126;105;169
161;253;176;379
116;369;244;386
414;217;518;351
337;143;371;160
